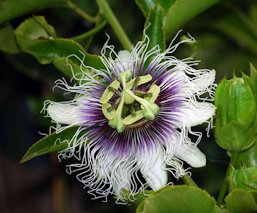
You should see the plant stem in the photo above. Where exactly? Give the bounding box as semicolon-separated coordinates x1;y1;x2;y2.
96;0;133;51
217;152;239;206
71;20;107;42
67;0;99;23
182;174;198;187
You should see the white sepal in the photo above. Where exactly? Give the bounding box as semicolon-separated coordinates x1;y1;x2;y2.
179;102;215;128
138;146;168;191
47;102;80;125
175;145;206;168
191;69;216;94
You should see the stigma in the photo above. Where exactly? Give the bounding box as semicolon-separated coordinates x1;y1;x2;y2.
100;70;160;133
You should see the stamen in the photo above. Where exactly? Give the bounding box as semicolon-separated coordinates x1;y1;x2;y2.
100;70;160;133
100;80;120;104
126;119;151;129
126;74;152;89
108;87;120;95
145;85;160;103
133;77;140;88
122;110;144;125
108;95;125;133
102;103;115;119
134;90;147;97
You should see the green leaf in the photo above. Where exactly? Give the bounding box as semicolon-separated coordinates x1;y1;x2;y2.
53;57;83;79
145;6;165;52
0;0;67;24
136;185;220;213
135;0;155;17
163;0;219;38
225;189;257;213
53;55;104;81
16;21;105;80
15;16;56;49
20;126;78;163
137;0;219;40
23;39;85;64
134;190;154;206
0;23;19;53
22;38;105;70
136;0;175;17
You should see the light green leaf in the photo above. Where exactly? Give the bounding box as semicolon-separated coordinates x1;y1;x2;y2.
0;23;19;53
0;0;67;24
15;16;56;49
136;185;220;213
20;126;78;163
225;189;257;213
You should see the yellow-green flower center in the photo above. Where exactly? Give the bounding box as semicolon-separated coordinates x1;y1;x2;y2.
100;70;160;133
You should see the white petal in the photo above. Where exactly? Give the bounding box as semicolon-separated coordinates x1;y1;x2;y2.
175;145;206;168
138;146;168;191
179;102;215;127
47;102;80;125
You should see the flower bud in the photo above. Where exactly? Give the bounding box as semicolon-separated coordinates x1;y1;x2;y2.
237;142;257;167
229;167;257;191
243;64;257;103
215;73;257;152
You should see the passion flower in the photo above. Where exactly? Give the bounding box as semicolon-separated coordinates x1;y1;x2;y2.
44;34;216;202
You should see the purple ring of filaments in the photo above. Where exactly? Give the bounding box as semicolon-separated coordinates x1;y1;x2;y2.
79;59;185;157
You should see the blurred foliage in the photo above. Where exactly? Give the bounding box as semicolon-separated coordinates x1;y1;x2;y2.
2;0;257;82
1;0;257;212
